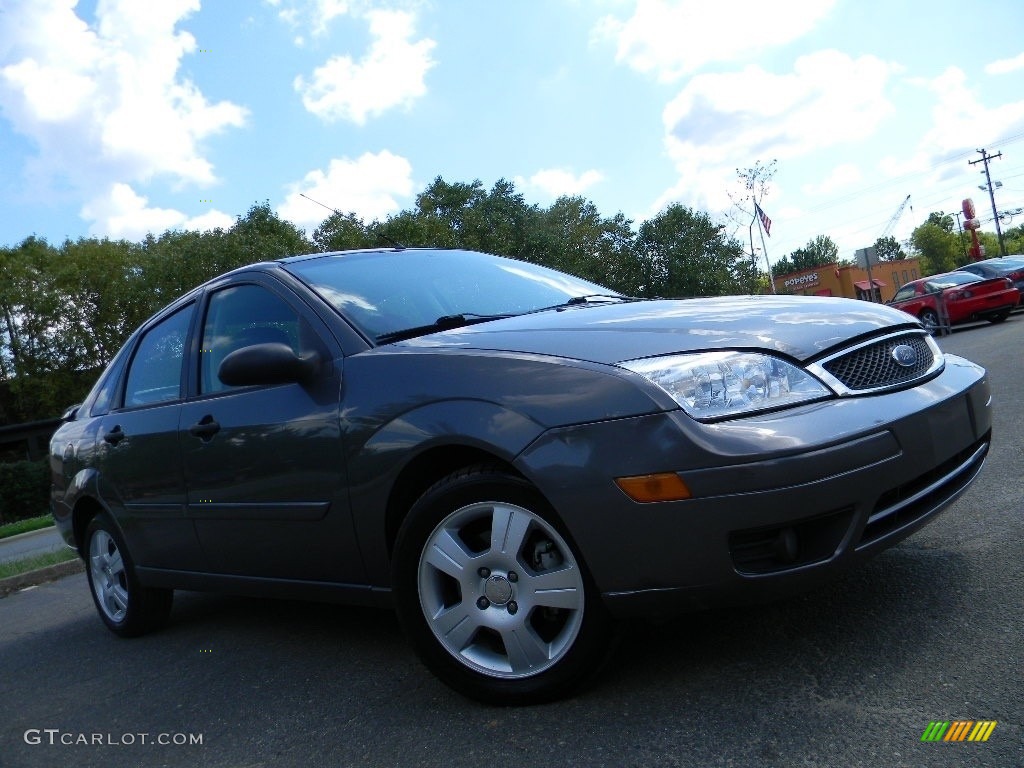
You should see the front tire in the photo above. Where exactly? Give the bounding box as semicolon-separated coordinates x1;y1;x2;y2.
85;512;173;637
393;465;612;705
919;308;939;332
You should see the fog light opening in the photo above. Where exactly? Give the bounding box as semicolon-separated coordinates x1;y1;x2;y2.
773;527;799;564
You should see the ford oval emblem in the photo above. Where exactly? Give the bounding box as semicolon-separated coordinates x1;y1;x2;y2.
891;344;918;368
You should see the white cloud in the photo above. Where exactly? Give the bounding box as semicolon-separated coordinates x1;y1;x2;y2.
519;168;605;199
278;150;415;228
268;0;355;43
81;182;233;239
803;163;862;196
595;0;836;81
918;66;1024;151
656;51;895;213
183;209;236;232
294;9;435;124
985;52;1024;76
0;0;247;232
871;66;1024;208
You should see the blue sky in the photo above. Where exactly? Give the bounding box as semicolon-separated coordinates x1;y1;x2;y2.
2;0;1024;267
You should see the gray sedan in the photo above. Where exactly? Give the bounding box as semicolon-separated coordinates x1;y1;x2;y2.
50;248;991;704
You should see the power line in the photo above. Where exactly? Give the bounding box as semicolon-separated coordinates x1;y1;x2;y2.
771;140;1024;259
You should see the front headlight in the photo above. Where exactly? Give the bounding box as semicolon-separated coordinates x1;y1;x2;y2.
620;351;831;420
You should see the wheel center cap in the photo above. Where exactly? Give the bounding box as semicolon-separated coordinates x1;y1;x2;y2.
484;575;513;605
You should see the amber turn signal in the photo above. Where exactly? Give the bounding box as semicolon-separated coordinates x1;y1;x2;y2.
615;472;692;503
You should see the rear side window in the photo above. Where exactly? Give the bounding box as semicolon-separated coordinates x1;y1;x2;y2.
123;304;194;407
86;348;129;417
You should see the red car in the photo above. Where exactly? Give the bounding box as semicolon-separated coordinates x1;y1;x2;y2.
888;271;1019;330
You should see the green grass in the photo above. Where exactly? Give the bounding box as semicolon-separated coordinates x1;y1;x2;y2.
0;548;77;580
0;515;54;540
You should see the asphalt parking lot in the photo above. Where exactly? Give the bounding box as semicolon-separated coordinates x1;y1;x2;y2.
1;316;1021;768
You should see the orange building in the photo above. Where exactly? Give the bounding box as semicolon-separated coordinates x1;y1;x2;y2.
773;258;923;303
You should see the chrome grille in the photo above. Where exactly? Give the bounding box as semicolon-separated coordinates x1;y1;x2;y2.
811;332;941;394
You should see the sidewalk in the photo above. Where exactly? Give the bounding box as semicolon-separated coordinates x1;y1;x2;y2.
0;526;68;564
0;526;84;597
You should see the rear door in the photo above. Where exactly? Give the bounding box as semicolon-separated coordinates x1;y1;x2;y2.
94;300;205;571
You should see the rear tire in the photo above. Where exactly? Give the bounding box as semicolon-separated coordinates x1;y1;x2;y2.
987;310;1009;324
392;465;613;705
85;512;173;637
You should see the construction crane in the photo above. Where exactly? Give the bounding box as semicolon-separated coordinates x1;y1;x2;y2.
880;194;912;240
856;195;911;303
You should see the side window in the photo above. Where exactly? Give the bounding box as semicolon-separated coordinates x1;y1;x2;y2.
123;304;193;408
200;284;302;395
87;351;128;417
892;286;915;302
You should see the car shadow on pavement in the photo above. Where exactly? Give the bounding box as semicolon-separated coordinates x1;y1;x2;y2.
600;541;974;699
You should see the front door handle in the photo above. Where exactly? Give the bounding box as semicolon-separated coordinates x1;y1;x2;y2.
103;425;126;445
188;415;220;441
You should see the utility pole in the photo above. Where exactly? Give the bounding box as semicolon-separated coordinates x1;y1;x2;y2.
969;148;1006;257
952;211;969;261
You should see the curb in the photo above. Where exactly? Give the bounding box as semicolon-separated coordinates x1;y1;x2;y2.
0;557;84;598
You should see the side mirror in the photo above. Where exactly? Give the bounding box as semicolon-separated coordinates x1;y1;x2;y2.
218;343;321;387
61;403;82;422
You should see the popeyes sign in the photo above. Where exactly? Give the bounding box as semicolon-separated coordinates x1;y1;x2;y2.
784;272;820;289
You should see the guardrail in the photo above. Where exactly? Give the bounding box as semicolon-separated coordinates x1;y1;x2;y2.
0;418;61;462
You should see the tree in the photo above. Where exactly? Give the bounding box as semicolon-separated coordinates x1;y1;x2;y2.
534;196;639;292
925;211;955;233
777;235;840;275
733;160;776;284
635;204;748;298
910;220;959;275
1001;223;1024;254
225;202;312;264
0;236;124;419
874;235;906;261
312;212;374;252
402;177;545;260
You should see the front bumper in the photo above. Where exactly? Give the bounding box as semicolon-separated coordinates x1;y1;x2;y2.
515;354;991;618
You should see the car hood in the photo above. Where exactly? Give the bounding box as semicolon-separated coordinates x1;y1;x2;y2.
397;295;919;364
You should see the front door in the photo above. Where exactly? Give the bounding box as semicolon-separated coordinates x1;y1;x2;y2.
180;280;361;583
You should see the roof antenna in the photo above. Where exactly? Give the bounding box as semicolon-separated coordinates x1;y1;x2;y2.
299;193;406;250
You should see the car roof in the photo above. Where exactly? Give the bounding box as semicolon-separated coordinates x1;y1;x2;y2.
278;247;412;265
964;256;1024;267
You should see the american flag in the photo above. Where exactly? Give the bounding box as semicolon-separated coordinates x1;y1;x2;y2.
755;203;772;236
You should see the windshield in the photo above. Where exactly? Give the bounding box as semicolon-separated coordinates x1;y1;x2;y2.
285;249;617;341
926;272;981;289
987;258;1024;273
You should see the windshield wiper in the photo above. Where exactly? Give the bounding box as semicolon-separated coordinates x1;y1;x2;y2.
521;294;642;316
375;313;512;344
374;296;642;344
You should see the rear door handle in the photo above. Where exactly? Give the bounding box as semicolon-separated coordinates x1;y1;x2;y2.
188;415;220;441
